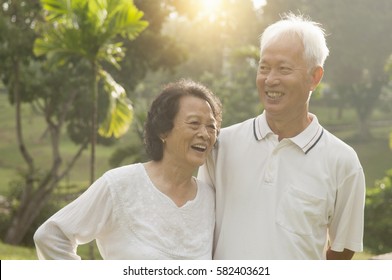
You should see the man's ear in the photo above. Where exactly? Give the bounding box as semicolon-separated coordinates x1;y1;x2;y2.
310;66;324;90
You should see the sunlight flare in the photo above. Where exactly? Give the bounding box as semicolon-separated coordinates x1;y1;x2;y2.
198;0;221;21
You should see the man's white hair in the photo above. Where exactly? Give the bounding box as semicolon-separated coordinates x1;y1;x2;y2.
260;13;330;68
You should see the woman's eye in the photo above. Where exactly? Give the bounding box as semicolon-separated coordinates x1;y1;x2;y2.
187;121;200;129
208;125;217;131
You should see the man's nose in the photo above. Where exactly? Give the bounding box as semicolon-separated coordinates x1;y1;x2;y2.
265;70;280;86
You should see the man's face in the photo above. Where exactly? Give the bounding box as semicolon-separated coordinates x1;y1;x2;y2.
256;35;319;120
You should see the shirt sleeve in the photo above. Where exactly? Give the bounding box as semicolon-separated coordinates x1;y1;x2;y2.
33;175;113;259
329;166;366;253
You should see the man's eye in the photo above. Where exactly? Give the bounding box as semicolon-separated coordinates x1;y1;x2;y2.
258;65;270;74
279;67;293;75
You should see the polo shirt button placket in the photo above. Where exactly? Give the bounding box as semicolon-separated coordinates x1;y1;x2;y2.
264;146;279;183
264;174;272;183
264;161;275;184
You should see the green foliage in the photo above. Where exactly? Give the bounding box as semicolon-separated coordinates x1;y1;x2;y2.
364;168;392;254
0;0;41;101
385;54;392;77
108;139;147;167
390;131;392;150
35;0;148;139
35;0;148;65
111;0;188;92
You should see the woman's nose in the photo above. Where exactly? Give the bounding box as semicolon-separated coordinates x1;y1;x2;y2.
197;125;214;141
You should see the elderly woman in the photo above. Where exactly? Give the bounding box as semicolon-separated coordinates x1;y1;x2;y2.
34;79;222;260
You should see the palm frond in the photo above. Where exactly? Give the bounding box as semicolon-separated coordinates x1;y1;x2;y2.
98;70;133;138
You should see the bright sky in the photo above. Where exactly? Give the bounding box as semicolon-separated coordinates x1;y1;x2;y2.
199;0;266;13
169;0;266;21
252;0;266;9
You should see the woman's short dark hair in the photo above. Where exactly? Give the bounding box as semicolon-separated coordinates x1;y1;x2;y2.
144;79;222;161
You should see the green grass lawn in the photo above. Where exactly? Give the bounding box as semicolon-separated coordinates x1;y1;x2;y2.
0;240;375;260
0;241;38;260
350;137;392;187
0;241;102;260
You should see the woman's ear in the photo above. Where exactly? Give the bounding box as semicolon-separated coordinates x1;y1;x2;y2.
159;133;167;143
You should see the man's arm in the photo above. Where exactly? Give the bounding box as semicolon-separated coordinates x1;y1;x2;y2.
326;248;355;260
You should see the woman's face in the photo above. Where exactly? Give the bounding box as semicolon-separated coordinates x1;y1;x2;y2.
162;95;217;170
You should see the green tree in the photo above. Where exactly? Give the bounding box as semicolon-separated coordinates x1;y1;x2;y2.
364;169;392;254
0;0;95;244
2;62;93;245
33;0;148;185
0;0;147;245
0;0;64;245
361;53;392;254
113;0;188;93
313;0;392;141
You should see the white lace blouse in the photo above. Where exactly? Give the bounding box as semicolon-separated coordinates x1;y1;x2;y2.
34;163;215;259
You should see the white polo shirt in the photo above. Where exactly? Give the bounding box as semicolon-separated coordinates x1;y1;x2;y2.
198;112;365;259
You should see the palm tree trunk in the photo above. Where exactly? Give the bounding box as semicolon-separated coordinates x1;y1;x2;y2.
88;60;99;259
90;61;98;186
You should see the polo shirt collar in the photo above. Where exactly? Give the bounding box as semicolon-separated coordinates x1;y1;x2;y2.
253;112;324;154
253;112;273;140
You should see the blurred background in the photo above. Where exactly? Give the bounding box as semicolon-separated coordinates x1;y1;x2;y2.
0;0;391;259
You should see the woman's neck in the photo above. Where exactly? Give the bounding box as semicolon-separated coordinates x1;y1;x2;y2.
143;160;197;207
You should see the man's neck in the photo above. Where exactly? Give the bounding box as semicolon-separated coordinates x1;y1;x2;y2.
266;112;312;141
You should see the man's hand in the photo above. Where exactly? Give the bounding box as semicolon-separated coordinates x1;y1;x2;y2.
326;248;355;260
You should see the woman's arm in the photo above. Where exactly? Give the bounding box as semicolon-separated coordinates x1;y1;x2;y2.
34;176;113;259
